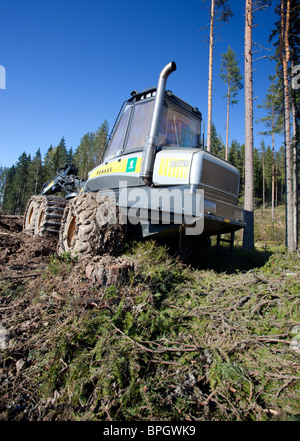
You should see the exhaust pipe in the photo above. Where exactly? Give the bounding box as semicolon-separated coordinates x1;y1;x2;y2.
140;61;177;187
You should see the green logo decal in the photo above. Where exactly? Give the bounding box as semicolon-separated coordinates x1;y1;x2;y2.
126;157;137;172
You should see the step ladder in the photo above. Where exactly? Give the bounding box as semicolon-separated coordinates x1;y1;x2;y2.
216;232;235;257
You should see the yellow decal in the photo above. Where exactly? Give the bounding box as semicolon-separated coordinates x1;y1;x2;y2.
89;157;142;179
159;157;165;175
158;158;190;179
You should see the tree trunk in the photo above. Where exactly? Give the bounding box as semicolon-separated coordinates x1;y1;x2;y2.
0;182;6;214
280;0;295;251
275;162;278;208
225;78;230;160
272;118;275;223
243;0;254;250
262;154;265;210
291;62;298;249
206;0;215;152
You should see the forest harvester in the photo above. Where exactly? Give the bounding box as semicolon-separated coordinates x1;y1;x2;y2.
23;62;246;262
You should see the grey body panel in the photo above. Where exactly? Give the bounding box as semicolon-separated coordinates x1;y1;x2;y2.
84;175;144;192
85;147;245;239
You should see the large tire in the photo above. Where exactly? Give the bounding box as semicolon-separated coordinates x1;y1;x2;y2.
23;196;41;233
34;195;67;236
57;192;127;259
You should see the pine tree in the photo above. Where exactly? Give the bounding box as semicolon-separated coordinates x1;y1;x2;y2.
243;0;271;250
269;0;298;250
279;0;295;250
219;46;243;160
289;3;300;247
204;0;233;152
257;77;283;221
243;0;255;250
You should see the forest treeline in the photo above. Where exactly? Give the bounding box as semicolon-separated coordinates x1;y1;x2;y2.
0;117;288;215
0;120;108;215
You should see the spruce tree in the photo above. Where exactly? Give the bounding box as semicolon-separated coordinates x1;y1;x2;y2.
0;166;9;213
228;140;244;198
28;148;43;195
253;147;263;205
7;152;32;214
51;137;68;173
43;145;55;182
74;132;95;180
2;166;16;214
94;120;109;164
210;123;225;157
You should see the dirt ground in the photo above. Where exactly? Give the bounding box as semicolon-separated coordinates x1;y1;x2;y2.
0;215;57;274
1;215;299;422
0;215;135;420
0;215;132;295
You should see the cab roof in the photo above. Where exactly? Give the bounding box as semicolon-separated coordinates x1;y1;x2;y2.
128;87;202;121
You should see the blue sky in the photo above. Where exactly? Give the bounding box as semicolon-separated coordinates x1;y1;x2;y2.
0;0;281;168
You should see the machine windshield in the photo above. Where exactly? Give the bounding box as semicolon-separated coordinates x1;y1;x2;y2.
103;104;131;161
158;102;201;148
103;97;201;162
104;99;156;160
125;100;155;153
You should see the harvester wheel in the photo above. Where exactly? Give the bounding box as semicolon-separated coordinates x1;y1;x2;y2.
57;192;127;259
23;196;41;233
34;195;67;236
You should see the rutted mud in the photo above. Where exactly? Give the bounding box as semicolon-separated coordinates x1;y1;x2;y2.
0;216;58;276
0;214;132;284
0;215;136;420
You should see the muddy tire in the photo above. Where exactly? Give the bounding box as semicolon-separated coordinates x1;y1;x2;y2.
34;195;67;236
57;192;127;259
23;196;41;233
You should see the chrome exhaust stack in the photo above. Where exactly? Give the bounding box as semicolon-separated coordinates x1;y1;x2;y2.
140;61;177;187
